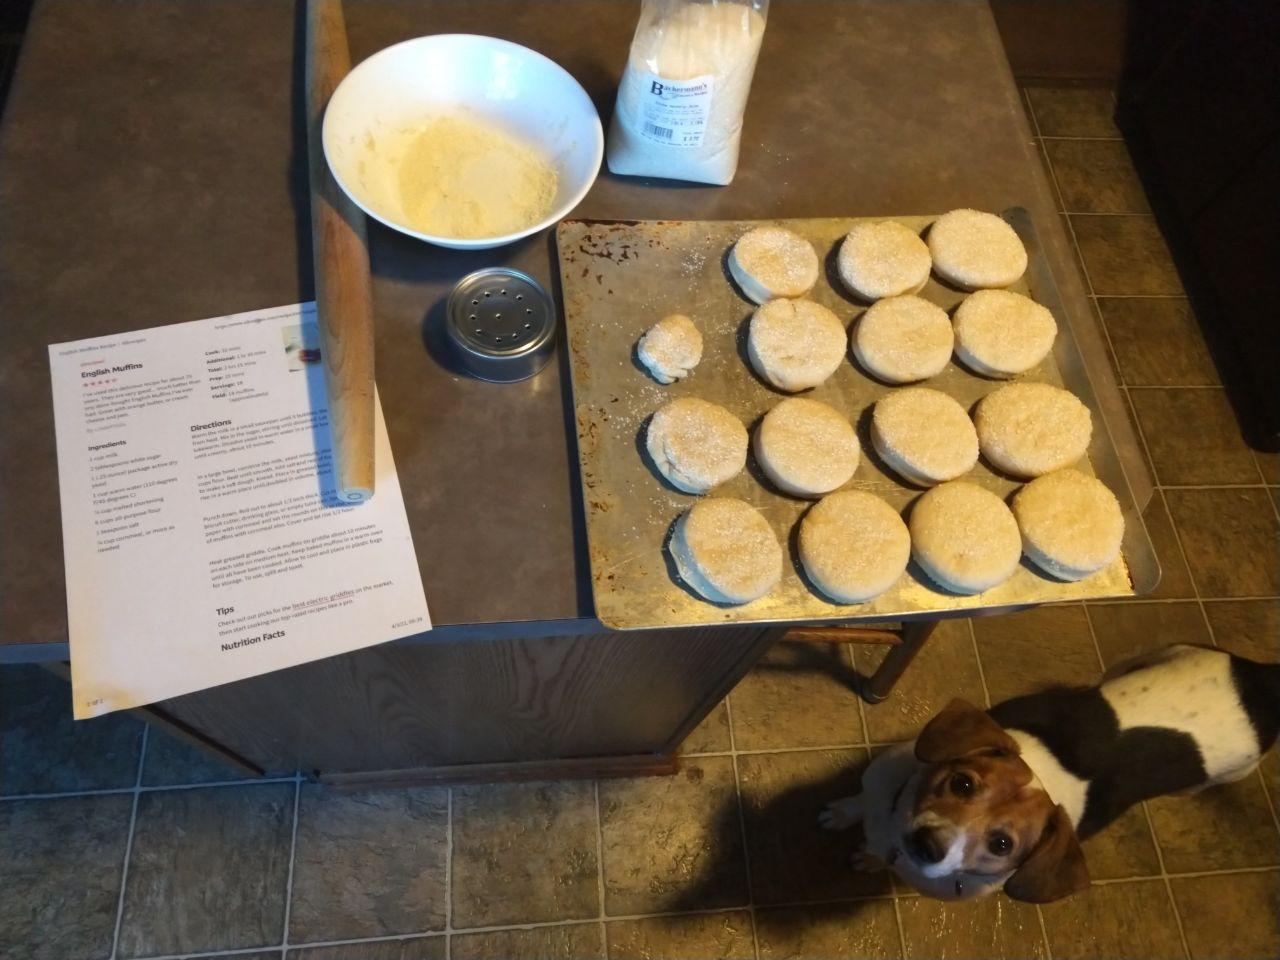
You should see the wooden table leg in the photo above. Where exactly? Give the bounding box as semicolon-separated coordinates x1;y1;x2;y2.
857;619;938;704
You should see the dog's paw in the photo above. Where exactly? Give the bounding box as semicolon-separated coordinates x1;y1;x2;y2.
819;796;864;831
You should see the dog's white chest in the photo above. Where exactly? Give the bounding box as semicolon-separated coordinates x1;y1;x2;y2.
1101;646;1259;779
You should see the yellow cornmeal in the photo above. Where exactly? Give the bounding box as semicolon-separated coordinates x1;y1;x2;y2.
397;115;557;239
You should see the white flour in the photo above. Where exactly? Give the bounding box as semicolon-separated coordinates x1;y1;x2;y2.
607;0;768;185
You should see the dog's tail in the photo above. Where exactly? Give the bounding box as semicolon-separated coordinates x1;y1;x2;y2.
1230;653;1280;754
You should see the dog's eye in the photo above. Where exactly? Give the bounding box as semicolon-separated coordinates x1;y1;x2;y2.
987;832;1013;856
949;773;975;797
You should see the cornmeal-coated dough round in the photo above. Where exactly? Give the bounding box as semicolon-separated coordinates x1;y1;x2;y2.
754;397;860;498
670;497;783;604
852;295;954;384
837;221;932;301
928;209;1028;290
1012;469;1124;581
646;397;747;494
747;297;847;392
975;382;1092;478
910;481;1022;594
953;289;1057;378
638;313;703;384
871;388;979;487
728;226;820;304
799;490;910;603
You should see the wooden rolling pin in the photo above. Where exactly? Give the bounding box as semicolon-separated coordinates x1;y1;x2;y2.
306;0;376;502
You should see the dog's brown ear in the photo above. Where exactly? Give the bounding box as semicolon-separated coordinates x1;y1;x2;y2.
1004;805;1090;903
914;699;1020;763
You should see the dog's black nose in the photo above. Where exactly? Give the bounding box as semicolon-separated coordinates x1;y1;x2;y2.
907;827;945;864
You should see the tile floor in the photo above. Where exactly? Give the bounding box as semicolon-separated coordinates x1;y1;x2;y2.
3;87;1279;960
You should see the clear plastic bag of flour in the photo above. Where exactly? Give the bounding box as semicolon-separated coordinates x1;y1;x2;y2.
606;0;769;185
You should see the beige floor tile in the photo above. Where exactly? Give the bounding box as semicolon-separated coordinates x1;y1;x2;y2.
598;757;747;915
1080;803;1161;880
1166;489;1279;598
1087;601;1211;666
756;900;901;960
971;605;1101;705
1203;600;1280;660
681;701;731;754
1129;389;1260;486
290;939;444;960
289;785;448;942
729;641;864;750
607;911;754;959
1172;870;1280;960
854;619;987;744
1040;879;1184;959
1140;490;1198;601
450;781;599;928
1148;772;1280;872
1046;139;1150;214
453;924;603;960
1026;87;1119;138
898;894;1047;959
1070;215;1183;296
737;748;889;904
1255;449;1280;485
1097;298;1219;387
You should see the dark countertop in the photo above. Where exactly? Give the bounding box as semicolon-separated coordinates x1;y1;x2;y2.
0;0;1150;660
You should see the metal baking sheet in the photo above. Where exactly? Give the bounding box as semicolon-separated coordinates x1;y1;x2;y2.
557;212;1158;631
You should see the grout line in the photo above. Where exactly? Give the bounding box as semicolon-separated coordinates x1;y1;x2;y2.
1061;211;1157;218
965;619;994;709
1034;902;1055;960
1156;482;1274;490
592;779;608;923
125;946;299;960
1087;293;1188;299
1124;384;1224;391
444;787;454;960
279;773;303;951
1;774;307;803
109;723;148;960
889;894;908;959
1038;135;1125;142
722;695;762;960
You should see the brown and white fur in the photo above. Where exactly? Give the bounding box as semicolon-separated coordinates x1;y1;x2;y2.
820;643;1280;903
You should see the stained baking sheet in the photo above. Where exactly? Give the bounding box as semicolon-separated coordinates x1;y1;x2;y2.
557;212;1158;630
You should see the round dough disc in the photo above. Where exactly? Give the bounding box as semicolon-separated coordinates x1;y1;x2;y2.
909;480;1022;594
1012;469;1124;581
728;226;820;304
928;209;1028;290
852;295;954;384
953;289;1057;378
871;387;979;486
670;497;783;604
637;314;703;384
799;490;910;603
748;298;847;392
754;397;860;498
645;397;747;494
975;382;1092;478
837;221;932;301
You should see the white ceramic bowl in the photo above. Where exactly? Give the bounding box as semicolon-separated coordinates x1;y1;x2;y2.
323;35;603;250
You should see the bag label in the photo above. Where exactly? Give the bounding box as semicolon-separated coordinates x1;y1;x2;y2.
637;72;715;147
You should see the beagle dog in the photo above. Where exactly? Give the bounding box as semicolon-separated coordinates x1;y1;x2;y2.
820;643;1280;902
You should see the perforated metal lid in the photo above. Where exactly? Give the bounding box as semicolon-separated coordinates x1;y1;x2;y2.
445;268;556;382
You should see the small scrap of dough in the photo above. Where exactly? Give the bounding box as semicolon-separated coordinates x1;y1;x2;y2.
748;298;847;392
837;221;932;301
871;387;979;487
928;209;1028;290
670;497;783;604
953;289;1057;378
910;480;1022;594
646;397;747;494
799;490;910;603
728;226;820;304
975;382;1092;478
754;397;860;498
852;295;954;384
638;314;703;384
1013;469;1124;581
